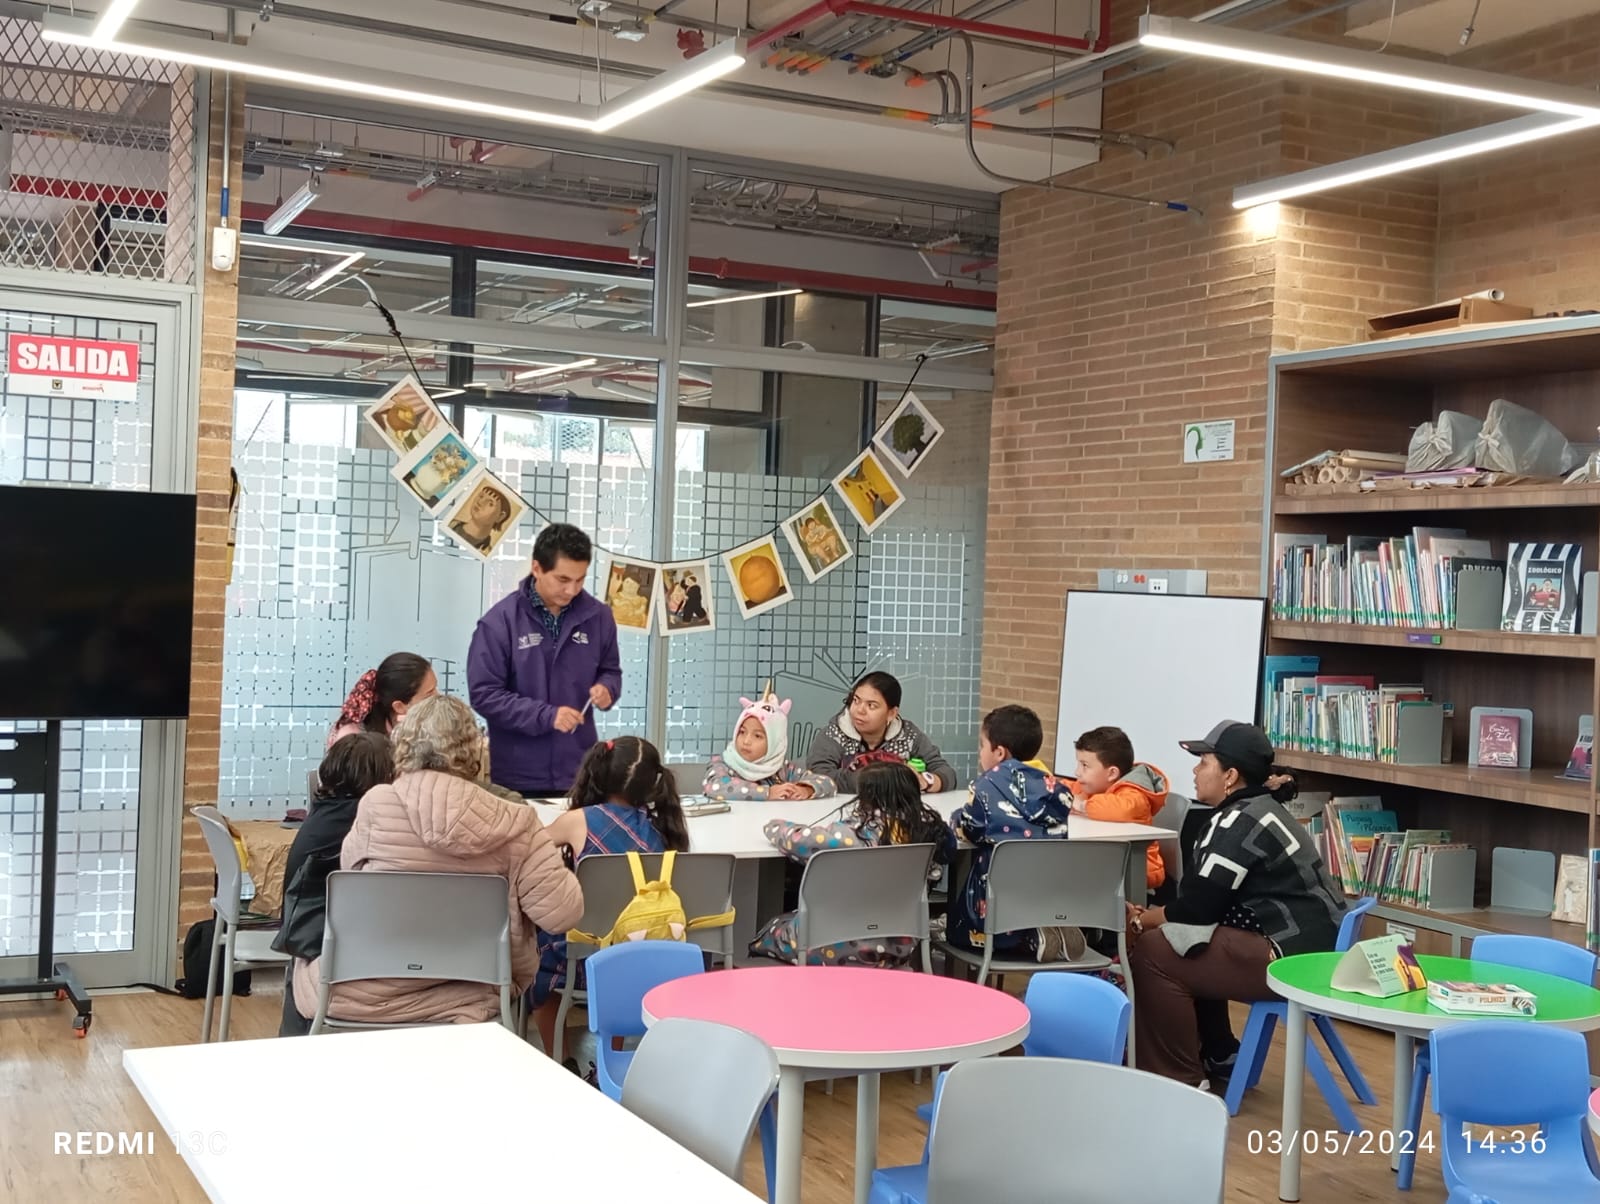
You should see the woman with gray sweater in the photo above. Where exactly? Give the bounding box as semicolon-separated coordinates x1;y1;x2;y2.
805;671;956;793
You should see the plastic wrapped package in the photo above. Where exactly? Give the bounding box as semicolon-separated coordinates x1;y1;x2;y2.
1474;398;1576;476
1407;411;1482;471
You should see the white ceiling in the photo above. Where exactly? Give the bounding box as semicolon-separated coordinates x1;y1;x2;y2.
120;0;1110;191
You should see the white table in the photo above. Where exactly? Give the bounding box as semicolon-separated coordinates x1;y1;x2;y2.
124;1024;758;1202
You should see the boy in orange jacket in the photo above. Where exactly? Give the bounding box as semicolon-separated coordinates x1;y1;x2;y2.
1071;725;1170;894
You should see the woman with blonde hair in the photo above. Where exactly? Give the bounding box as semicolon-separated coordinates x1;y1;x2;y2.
291;694;583;1026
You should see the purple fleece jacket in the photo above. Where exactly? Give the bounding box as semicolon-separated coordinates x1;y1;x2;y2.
467;582;622;793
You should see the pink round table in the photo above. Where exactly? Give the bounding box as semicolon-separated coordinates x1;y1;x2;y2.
1590;1088;1600;1141
643;966;1030;1204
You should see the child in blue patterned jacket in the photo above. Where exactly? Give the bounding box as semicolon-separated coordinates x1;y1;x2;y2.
702;694;836;802
749;760;954;966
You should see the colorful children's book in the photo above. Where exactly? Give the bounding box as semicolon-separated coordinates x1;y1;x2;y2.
1332;933;1428;997
1427;980;1537;1016
1475;713;1521;768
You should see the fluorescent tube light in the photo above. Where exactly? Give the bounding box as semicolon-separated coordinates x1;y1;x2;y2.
432;388;465;400
686;287;803;309
1233;113;1600;208
515;358;598;381
91;0;140;43
590;39;746;132
262;176;321;235
1139;14;1600;120
41;16;743;135
302;250;363;291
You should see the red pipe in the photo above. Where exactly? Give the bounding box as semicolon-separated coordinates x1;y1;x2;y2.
753;0;1107;55
10;174;166;210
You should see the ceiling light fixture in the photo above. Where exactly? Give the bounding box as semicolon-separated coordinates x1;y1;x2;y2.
89;0;141;43
1234;112;1599;208
1138;14;1600;120
301;250;364;292
41;15;745;135
432;388;465;400
261;175;321;235
515;358;599;381
686;287;803;309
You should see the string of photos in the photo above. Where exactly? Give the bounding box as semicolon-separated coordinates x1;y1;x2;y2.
363;359;945;637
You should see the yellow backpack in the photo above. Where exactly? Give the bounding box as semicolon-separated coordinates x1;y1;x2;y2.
569;851;734;947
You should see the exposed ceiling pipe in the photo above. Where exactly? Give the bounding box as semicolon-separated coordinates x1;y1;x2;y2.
885;0;1052;64
953;35;1200;214
753;0;1107;57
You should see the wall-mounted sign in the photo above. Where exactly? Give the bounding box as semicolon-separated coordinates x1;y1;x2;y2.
1182;419;1235;464
7;334;141;402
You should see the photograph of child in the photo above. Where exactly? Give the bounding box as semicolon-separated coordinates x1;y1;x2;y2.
780;499;853;582
439;469;525;559
391;428;481;514
1526;577;1562;610
657;560;715;635
723;535;794;620
364;375;446;455
872;390;946;476
604;556;659;633
831;447;905;533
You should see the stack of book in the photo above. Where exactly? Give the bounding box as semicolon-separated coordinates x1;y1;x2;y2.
1270;529;1491;628
1320;798;1475;907
1268;672;1446;764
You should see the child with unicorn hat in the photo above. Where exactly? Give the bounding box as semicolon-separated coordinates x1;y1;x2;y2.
702;690;837;802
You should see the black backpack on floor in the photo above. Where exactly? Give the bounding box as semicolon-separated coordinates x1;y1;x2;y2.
175;919;253;999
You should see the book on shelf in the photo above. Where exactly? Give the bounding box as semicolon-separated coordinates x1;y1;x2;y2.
1553;853;1588;925
1502;542;1582;634
1474;713;1521;768
1562;714;1593;782
1427;980;1537;1017
1270;527;1498;629
1270;676;1445;765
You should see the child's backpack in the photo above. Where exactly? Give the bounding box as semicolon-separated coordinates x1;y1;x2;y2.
569;851;734;948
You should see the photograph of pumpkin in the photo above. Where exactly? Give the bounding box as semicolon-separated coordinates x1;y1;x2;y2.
873;390;945;476
831;447;905;533
604;556;659;633
391;427;481;514
364;374;445;455
657;560;715;635
722;535;794;620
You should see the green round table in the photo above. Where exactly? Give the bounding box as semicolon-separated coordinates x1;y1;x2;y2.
1267;952;1600;1202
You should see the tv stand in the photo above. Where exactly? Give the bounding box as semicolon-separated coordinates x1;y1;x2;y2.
0;722;92;1036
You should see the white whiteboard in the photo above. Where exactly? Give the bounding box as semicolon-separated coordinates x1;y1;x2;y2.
1054;591;1266;781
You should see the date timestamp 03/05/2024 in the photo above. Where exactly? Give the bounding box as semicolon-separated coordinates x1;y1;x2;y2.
1248;1129;1549;1156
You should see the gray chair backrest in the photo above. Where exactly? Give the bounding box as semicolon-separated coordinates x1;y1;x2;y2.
985;839;1129;937
307;770;320;807
320;870;512;989
794;843;936;954
669;763;710;795
622;1016;779;1180
192;806;245;926
573;852;738;958
1156;792;1196;888
927;1058;1228;1204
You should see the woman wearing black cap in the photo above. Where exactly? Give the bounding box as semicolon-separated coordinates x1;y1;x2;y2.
1125;720;1346;1089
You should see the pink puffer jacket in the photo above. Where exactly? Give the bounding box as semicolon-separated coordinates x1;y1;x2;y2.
292;768;583;1025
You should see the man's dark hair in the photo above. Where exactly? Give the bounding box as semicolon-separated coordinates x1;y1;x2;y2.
1075;725;1135;775
532;523;592;571
981;705;1043;762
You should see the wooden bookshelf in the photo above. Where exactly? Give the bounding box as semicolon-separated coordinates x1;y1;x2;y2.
1265;318;1600;943
1269;621;1596;659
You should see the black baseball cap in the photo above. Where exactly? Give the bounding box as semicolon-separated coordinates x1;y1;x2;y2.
1180;721;1275;781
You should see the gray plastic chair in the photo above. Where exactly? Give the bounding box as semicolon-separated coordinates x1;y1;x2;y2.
549;851;737;1064
309;870;514;1034
669;762;710;795
937;839;1137;1061
923;1058;1227;1204
622;1016;779;1181
1155;792;1195;891
793;843;937;971
192;806;291;1043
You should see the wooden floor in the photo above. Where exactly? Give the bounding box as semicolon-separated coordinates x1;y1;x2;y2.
0;983;1445;1202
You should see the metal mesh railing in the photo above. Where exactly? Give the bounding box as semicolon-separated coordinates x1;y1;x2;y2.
0;18;197;283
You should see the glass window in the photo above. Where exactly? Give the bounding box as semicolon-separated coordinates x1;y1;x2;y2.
878;300;995;375
238;237;454;315
476;259;654;334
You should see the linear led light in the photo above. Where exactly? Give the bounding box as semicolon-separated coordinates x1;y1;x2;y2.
302;250;364;291
40;15;745;135
515;358;598;381
686;287;803;309
1234;112;1600;208
432;388;465;400
1139;14;1600;120
90;0;140;43
262;176;321;235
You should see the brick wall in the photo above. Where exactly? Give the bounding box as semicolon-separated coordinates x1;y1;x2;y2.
176;84;244;946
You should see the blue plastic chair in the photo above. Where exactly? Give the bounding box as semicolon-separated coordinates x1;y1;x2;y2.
1224;895;1378;1131
890;974;1131;1194
1431;1021;1600;1203
1398;934;1599;1191
585;941;706;1101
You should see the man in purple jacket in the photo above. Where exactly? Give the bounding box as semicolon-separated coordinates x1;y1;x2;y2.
467;523;621;796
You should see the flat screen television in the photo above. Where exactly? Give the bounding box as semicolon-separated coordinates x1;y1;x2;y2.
0;485;196;720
